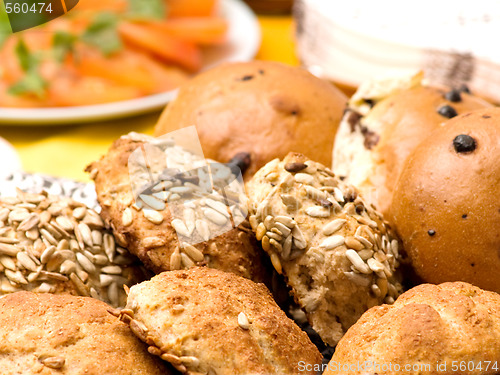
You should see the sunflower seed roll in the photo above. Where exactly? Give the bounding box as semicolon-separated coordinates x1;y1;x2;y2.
246;152;403;346
0;190;148;307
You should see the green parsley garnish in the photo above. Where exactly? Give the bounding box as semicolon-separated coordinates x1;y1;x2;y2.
82;12;122;56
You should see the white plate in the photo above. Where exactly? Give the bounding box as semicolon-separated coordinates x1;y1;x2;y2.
0;0;261;125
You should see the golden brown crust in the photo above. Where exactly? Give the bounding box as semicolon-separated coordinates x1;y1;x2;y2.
154;61;347;177
325;282;500;375
334;81;492;216
119;267;322;375
86;136;268;282
0;291;173;374
390;108;500;293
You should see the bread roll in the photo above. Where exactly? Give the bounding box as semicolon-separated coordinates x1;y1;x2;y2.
154;61;347;177
0;291;173;374
333;72;492;216
245;152;403;346
324;282;500;375
113;267;322;375
390;108;500;293
0;190;147;307
86;133;268;282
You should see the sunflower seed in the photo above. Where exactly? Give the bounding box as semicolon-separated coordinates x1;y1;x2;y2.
171;219;190;237
72;207;87;220
261;235;270;251
180;253;195;268
195;220;210;242
319;235;345;250
304;185;327;201
5;269;28;285
103;234;115;261
183;208;196;235
282;235;293;259
354;235;373;249
255;223;266;241
170;186;192;195
170;248;182;270
345;237;364;251
101;265;123;275
93;254;109;266
140;194;166;211
358;249;374;261
41;356;65;369
0;208;10;222
17;252;37;271
333;187;345;203
305;206;330;218
377;278;388;298
280;194;301;210
143;209;164;225
0;256;16;271
0;236;15;244
83;210;104;228
76;252;96;274
322;219;347;236
343;271;371;287
269;238;282;252
203;208;227;226
266;231;282;242
77;223;93;248
237;312;250;330
9;209;29;222
291;226;307;250
59;260;77;274
367;258;385;273
142;236;166;249
0;243;20;256
121;208;133;227
274;222;291;237
346;249;371;274
182;243;204;262
294;173;314;184
17;213;40;232
270;252;282;274
70;272;89;296
38;282;53;293
40;270;69;282
129;319;148;342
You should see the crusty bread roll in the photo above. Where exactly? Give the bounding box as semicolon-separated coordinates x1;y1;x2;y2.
86;133;268;283
0;190;148;308
390;108;500;293
0;291;173;374
154;61;347;177
333;72;492;216
245;152;403;346
324;282;500;375
112;267;322;375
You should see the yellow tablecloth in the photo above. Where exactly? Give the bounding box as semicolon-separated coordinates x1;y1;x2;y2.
0;16;298;182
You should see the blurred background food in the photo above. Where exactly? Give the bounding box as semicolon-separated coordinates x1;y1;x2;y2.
0;0;228;107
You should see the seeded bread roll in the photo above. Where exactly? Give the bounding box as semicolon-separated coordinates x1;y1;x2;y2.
0;291;173;374
324;282;500;375
86;134;267;282
113;267;322;375
332;72;493;216
0;190;147;307
245;153;403;346
154;61;347;177
390;108;500;293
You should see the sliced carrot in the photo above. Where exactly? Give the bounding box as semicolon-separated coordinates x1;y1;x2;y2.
167;0;218;17
48;74;142;106
148;17;227;45
73;0;128;13
118;21;202;72
72;48;156;92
